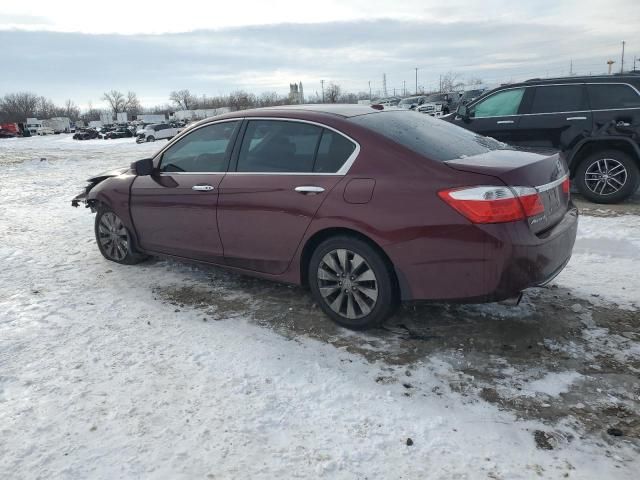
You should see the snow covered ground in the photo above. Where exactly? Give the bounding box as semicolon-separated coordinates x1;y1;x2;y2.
1;135;639;479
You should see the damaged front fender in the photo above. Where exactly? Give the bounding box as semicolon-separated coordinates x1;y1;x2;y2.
71;166;130;208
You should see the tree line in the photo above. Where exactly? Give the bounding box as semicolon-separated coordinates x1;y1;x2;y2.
1;73;483;123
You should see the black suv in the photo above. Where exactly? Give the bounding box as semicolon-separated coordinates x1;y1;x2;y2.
444;75;640;203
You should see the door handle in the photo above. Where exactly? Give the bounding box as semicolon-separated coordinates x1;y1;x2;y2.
192;184;215;191
295;186;325;195
566;116;587;121
496;120;514;124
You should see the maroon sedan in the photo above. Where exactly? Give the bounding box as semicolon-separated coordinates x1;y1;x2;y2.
72;105;578;329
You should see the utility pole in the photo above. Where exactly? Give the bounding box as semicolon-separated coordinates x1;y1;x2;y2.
320;79;325;103
569;59;573;76
621;40;626;73
439;75;442;92
414;68;418;95
403;80;406;96
368;81;372;101
634;55;638;71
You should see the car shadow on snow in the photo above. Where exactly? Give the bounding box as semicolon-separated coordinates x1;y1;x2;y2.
151;262;640;448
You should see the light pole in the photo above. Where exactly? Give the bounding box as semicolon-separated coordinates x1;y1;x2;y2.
403;80;406;96
621;40;626;74
320;79;325;103
368;81;372;101
414;68;418;95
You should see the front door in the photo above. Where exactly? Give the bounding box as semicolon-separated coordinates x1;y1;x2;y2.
130;120;240;263
455;87;527;144
218;119;358;274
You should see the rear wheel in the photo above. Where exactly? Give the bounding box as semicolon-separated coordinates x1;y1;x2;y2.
575;150;639;204
146;136;155;142
95;208;147;265
308;236;398;330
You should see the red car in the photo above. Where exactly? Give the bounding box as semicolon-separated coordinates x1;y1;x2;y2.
72;105;578;329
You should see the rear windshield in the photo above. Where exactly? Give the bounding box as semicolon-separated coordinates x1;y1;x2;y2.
349;110;509;161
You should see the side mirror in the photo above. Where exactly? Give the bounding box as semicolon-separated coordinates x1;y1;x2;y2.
131;158;154;176
456;104;470;120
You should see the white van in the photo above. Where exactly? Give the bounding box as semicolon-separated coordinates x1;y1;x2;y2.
136;123;180;143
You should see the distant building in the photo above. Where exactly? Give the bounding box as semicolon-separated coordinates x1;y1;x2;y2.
289;82;304;104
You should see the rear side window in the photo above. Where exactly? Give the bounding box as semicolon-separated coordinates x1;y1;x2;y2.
588;84;640;109
531;85;587;113
472;88;525;117
160;121;238;172
350;111;508;161
314;130;356;173
238;120;322;172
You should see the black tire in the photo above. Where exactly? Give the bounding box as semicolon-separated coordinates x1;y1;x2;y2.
94;207;147;265
574;149;639;204
308;235;398;330
146;136;155;142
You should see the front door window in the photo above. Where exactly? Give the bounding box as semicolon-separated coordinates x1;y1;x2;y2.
472;88;525;118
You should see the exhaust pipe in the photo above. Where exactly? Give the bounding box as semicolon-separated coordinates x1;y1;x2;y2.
499;292;523;306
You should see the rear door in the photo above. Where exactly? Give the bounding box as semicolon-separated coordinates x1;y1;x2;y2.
456;87;527;144
218;119;358;274
130;120;240;263
517;84;591;152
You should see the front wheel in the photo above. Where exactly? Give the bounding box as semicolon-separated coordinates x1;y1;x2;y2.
575;150;639;204
95;208;147;265
146;136;155;142
308;236;398;330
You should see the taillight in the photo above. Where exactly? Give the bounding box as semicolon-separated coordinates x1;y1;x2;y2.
562;177;570;194
438;186;545;224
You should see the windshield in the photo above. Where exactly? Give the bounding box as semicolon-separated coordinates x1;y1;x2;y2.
349;110;510;161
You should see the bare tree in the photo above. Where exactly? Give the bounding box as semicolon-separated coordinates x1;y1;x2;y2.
169;89;197;110
102;90;126;115
125;91;142;116
0;92;40;122
324;83;341;103
102;90;141;117
228;90;256;111
440;72;465;92
466;77;484;87
63;99;80;120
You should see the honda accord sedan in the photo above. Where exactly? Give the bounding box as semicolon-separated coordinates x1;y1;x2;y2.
72;105;578;329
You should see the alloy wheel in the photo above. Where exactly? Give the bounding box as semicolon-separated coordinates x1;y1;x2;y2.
584;158;627;196
317;249;378;319
97;212;129;261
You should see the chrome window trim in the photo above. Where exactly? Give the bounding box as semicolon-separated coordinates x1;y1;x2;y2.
154;116;360;176
464;82;640;119
228;117;360;176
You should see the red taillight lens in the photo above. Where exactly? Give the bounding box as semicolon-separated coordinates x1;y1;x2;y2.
562;177;570;194
438;186;545;224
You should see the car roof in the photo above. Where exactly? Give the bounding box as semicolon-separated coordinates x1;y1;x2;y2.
224;104;390;118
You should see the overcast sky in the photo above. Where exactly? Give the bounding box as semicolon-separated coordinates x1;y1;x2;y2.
2;0;638;109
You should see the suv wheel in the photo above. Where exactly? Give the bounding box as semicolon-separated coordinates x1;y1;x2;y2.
146;135;155;142
308;236;398;330
95;208;147;265
575;150;640;204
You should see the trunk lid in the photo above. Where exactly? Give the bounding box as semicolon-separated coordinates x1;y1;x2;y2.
446;150;570;234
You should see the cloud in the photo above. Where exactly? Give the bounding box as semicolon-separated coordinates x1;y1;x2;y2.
0;16;632;108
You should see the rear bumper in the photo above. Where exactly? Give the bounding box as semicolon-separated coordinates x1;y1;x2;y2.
392;205;579;302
